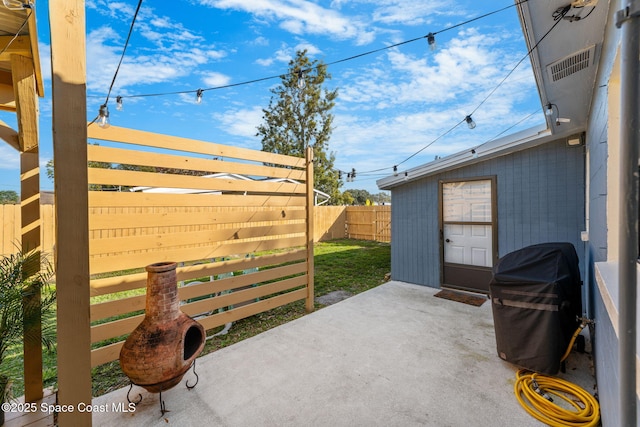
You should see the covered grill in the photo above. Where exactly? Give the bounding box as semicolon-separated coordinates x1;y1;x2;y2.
489;242;582;375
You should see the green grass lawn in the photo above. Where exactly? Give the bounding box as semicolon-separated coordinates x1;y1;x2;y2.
5;239;391;398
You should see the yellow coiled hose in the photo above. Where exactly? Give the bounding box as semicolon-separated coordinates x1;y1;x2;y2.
513;323;600;427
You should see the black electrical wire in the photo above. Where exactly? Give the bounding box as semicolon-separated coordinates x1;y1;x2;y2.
356;118;466;175
468;4;570;116
91;0;529;100
351;107;543;179
89;0;143;126
353;4;571;178
104;0;144;105
0;7;32;57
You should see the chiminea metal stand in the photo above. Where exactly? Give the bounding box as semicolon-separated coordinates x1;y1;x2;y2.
126;359;200;415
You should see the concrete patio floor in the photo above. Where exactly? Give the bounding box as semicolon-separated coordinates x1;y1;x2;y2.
91;281;597;426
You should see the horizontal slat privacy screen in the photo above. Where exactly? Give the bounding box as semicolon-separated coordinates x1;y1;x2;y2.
86;126;313;367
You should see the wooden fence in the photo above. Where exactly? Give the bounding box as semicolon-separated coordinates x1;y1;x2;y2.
82;125;316;366
0;203;56;257
1;205;390;259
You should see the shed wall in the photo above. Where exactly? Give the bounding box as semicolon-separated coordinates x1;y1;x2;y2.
583;3;640;423
390;139;585;288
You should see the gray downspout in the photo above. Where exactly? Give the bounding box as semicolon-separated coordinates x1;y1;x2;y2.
616;1;640;426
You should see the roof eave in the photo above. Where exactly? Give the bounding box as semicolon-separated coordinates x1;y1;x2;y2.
377;123;584;190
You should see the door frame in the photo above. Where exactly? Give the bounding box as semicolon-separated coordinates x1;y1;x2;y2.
438;176;498;294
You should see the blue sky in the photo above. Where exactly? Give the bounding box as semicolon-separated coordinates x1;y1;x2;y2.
0;0;543;196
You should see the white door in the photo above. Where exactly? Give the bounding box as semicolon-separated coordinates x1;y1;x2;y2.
443;224;492;267
441;179;495;293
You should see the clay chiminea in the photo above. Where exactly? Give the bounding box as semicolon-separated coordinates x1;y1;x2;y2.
119;262;205;393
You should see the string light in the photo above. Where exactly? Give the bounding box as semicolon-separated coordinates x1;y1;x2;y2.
97;104;110;128
90;0;552;181
393;165;398;177
116;95;123;111
545;103;555;116
297;70;306;89
426;33;436;51
89;0;143;128
465;115;476;129
2;0;32;10
96;1;530;103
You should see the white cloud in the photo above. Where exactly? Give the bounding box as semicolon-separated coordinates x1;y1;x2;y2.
214;106;265;140
198;0;375;44
255;41;322;67
202;72;232;87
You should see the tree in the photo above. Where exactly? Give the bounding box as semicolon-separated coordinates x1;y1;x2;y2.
257;50;344;204
347;189;372;205
0;191;18;204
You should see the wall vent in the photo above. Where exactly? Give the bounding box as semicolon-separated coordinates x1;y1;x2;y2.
546;45;596;82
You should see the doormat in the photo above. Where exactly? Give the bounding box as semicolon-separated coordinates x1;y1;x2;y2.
434;289;487;307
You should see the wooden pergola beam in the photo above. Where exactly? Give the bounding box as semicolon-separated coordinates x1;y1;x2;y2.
50;1;92;425
0;119;19;150
0;35;31;60
11;54;38;152
26;6;44;97
11;50;43;402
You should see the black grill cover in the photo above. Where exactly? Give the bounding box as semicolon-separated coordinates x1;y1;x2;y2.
490;242;582;374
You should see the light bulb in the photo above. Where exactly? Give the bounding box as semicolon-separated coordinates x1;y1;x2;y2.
98;104;110;129
196;89;203;104
471;149;478;159
116;96;123;111
426;33;436;52
465;115;476;129
393;165;398;177
297;70;306;89
545;103;553;116
3;0;30;10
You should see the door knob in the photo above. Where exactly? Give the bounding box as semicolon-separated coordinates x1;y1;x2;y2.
445;238;451;243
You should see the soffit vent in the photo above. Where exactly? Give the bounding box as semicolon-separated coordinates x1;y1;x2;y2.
546;45;596;82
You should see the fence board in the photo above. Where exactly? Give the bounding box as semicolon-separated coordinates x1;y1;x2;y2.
315;206;345;241
89;250;306;297
0;204;56;258
89;287;307;368
88;125;305;168
88;168;305;195
90;262;307;322
2;205;390;259
89;235;307;274
88;191;308;208
89;208;306;229
88;145;307;181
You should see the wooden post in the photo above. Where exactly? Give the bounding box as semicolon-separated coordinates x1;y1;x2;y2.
305;146;314;313
50;1;92;425
12;53;43;402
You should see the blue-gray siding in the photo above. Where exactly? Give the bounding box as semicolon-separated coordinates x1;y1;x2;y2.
390;139;586;288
